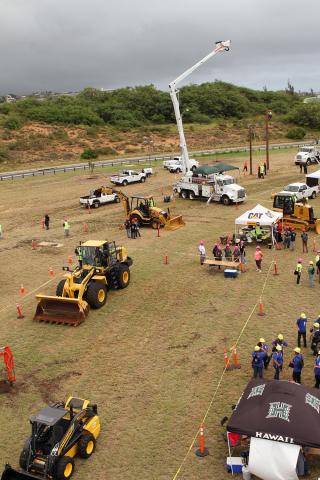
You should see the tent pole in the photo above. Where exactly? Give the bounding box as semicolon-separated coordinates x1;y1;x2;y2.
227;431;234;476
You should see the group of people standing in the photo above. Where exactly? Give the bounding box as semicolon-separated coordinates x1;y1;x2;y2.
42;214;71;237
198;240;246;265
251;313;320;388
124;218;141;239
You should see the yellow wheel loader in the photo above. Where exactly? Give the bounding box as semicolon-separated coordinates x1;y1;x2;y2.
34;240;133;326
121;194;185;230
273;192;320;233
1;397;100;480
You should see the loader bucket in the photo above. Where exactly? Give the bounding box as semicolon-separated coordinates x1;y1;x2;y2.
33;295;89;326
1;465;40;480
164;215;185;231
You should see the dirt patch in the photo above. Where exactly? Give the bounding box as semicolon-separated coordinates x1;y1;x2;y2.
38;371;82;403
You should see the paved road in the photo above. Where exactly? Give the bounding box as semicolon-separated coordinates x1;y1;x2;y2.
0;140;309;181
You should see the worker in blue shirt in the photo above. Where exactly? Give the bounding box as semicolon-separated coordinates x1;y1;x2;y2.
273;345;283;380
272;334;288;357
296;313;308;348
289;347;304;384
310;322;320;356
257;337;270;368
251;346;265;379
314;351;320;389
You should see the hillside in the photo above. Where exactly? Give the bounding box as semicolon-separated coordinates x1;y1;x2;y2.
1;81;320;169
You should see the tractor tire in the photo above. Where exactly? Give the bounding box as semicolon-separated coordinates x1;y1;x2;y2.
54;456;75;480
311;191;317;199
56;280;66;297
93;202;100;208
19;438;31;470
307;159;311;166
221;195;230;206
181;190;188;199
189;192;195;200
191;165;197;172
122;180;128;186
86;283;107;309
117;264;130;289
78;434;96;459
140;176;146;183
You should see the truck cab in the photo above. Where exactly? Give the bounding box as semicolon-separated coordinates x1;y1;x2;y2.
295;146;320;166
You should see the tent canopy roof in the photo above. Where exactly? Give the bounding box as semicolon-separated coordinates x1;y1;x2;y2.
193;163;239;176
227;379;320;448
235;204;282;226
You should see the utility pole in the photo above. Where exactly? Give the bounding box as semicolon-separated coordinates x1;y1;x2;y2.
249;126;253;175
265;110;272;170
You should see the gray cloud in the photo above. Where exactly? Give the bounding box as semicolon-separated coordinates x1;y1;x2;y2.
0;0;319;94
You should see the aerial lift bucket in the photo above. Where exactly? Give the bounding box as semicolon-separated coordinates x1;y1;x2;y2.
1;465;40;480
164;215;185;231
33;295;89;326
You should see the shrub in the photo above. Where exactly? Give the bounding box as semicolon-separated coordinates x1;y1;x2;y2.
0;146;9;162
81;148;98;159
286;127;306;140
3;115;23;130
96;146;118;156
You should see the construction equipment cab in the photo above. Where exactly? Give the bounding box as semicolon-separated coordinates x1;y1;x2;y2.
122;194;185;230
34;240;133;326
273;192;320;233
1;397;100;480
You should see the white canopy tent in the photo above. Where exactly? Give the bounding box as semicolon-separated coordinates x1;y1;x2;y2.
235;204;283;245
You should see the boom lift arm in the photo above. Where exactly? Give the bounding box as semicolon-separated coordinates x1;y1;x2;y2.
169;40;231;174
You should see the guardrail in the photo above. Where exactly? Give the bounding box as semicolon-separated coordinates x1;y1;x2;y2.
0;141;311;181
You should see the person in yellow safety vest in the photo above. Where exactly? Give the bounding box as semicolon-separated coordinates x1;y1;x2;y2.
294;258;303;285
254;222;262;239
63;218;70;236
148;198;154;207
75;242;83;268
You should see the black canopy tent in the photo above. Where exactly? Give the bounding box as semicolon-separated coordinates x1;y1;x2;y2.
227;379;320;448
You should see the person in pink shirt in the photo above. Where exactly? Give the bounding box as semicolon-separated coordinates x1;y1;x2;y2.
254;246;263;272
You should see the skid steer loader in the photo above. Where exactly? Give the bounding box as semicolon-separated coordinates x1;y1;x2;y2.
120;194;185;230
34;240;133;326
1;397;100;480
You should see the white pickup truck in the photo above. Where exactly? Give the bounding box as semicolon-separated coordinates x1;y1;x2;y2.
79;187;120;208
294;146;320;166
110;168;152;186
280;182;317;200
163;156;199;172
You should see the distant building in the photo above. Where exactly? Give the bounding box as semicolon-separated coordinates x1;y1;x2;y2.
304;95;320;104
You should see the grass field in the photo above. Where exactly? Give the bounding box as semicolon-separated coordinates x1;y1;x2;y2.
0;149;320;479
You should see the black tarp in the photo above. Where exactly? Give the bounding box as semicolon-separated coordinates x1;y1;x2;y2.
227;379;320;448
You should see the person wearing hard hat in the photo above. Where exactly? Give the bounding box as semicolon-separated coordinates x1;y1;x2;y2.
272;345;283;380
198;240;206;265
290;228;296;251
254;246;263;273
289;347;304;384
314;351;320;389
308;261;315;288
251;345;266;379
257;337;270;369
272;334;288;357
310;322;320;356
296;313;308;348
294;258;303;285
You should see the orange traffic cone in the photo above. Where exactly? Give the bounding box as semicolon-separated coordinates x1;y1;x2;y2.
19;285;25;295
224;348;231;371
195;424;209;457
49;267;54;277
232;347;241;369
16;304;24;319
273;258;279;275
164;254;168;265
258;298;266;316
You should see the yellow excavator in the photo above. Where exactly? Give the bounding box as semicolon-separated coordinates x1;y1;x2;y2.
34;240;132;326
273;192;320;233
118;192;185;230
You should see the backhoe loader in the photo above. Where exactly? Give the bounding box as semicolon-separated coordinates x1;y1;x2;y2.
1;397;100;480
34;240;132;326
273;192;320;233
120;193;185;230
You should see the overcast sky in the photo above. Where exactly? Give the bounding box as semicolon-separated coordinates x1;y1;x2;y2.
0;0;319;95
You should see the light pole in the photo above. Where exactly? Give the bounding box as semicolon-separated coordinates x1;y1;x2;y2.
143;136;153;165
248;125;253;175
265;110;272;170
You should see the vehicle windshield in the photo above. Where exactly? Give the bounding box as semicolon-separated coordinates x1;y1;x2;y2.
300;148;313;153
284;185;299;192
81;245;110;267
223;179;234;185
